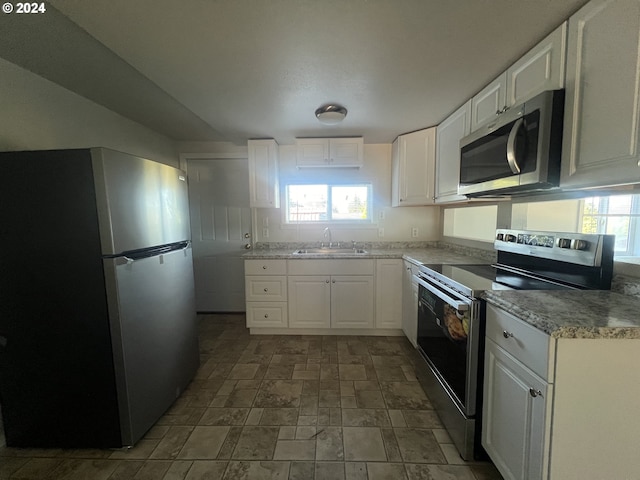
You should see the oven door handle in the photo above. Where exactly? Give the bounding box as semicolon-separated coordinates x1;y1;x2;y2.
413;275;470;311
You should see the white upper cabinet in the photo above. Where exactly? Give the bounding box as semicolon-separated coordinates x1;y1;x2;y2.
248;139;280;208
391;127;436;206
471;22;567;132
560;0;640;189
435;100;472;203
470;74;507;132
295;137;363;167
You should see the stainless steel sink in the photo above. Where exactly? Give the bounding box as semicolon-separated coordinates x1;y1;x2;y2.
293;248;368;255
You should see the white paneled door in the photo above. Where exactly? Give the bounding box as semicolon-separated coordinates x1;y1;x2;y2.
187;158;252;312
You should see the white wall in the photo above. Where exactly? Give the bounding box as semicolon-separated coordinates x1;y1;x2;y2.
0;58;179;166
263;144;440;243
511;199;581;232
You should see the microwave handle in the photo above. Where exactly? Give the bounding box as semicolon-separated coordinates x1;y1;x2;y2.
506;118;524;174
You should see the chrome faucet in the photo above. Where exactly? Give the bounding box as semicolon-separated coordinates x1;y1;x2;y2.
322;227;332;248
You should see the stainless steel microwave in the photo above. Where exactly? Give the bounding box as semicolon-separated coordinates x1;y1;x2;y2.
458;89;564;197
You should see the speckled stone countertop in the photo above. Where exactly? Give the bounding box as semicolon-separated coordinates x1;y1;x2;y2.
483;290;640;339
243;245;494;265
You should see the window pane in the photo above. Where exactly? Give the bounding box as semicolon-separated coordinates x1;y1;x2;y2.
331;186;369;220
287;185;327;222
608;195;632;215
606;216;630;252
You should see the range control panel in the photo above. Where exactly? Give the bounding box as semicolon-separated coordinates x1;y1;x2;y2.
494;229;614;266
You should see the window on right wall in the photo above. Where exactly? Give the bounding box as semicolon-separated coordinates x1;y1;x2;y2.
580;195;640;256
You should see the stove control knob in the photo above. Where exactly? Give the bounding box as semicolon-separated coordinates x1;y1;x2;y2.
571;239;589;250
557;238;571;249
505;234;517;243
496;233;504;241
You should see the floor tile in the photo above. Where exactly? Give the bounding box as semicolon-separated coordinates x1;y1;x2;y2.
273;439;315;460
405;463;476;480
341;408;391;427
342;427;387;461
259;408;299;426
380;382;433;410
217;426;243;459
338;364;368;380
394;428;446;463
177;426;230;459
344;462;367;480
401;410;441;428
231;426;279;460
315;462;345;480
289;461;315;480
264;365;294;379
150;426;195;459
254;380;303;408
222;460;290;480
355;389;386;408
315;426;344;461
224;389;257;408
366;462;408;480
199;408;249;426
183;460;228;480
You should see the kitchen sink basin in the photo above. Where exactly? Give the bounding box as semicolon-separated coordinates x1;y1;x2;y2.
293;248;368;255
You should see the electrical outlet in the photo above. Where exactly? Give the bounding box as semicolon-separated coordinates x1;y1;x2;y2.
378;228;384;238
262;227;269;238
378;210;385;220
411;227;419;238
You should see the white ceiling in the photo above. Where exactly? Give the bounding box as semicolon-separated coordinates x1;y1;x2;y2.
3;0;589;145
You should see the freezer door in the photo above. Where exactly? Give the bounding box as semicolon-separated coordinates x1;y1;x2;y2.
92;148;190;255
104;245;199;446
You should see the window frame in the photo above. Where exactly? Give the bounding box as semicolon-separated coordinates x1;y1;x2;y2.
579;195;640;256
284;182;373;224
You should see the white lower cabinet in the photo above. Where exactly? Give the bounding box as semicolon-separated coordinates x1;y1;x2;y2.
375;259;403;329
245;259;288;328
287;276;331;328
483;304;640;480
288;274;374;329
483;339;551;480
401;261;419;346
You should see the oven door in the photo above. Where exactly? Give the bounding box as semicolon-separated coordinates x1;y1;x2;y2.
414;274;480;417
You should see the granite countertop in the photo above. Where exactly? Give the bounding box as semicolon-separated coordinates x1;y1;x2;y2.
483;290;640;339
244;246;495;265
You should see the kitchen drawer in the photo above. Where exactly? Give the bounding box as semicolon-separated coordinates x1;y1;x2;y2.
246;302;288;328
245;276;287;301
287;259;374;276
245;259;287;275
486;304;554;381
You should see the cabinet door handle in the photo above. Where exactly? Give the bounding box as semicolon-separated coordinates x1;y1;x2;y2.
263;288;268;292
529;388;543;398
262;265;267;269
264;314;269;318
326;279;330;283
502;330;514;339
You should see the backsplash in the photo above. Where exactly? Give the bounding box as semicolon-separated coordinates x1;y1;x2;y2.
611;274;640;299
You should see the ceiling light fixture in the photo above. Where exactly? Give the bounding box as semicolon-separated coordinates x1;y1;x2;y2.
315;104;347;125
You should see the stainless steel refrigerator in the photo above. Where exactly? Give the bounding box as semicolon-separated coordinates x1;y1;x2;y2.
0;148;200;448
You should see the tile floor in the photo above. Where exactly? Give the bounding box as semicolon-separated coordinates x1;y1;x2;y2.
0;314;503;480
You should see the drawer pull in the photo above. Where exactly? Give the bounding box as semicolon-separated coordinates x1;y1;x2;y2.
529;388;543;398
262;265;267;269
264;314;269;319
502;330;514;339
264;288;268;292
